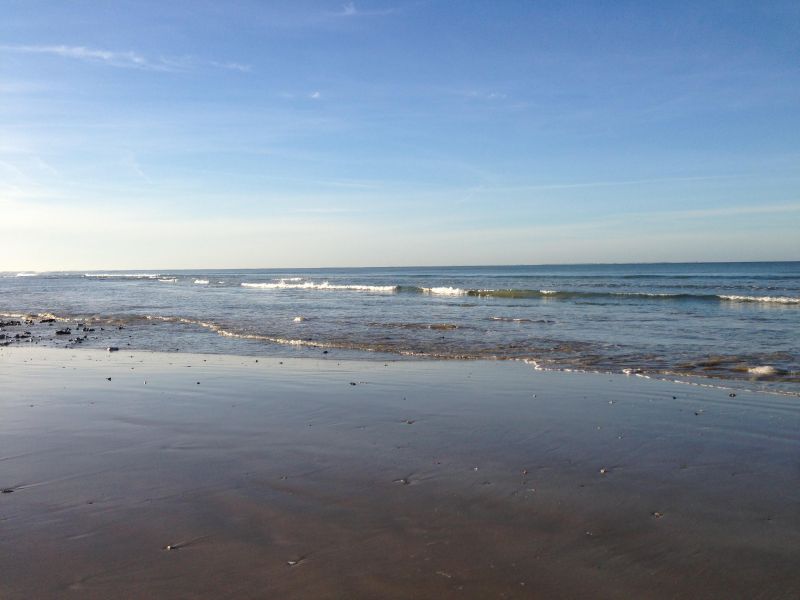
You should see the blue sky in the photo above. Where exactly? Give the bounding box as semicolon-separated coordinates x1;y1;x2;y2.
1;0;798;269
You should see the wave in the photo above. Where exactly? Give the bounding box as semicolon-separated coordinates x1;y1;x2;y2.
718;295;800;304
236;282;800;304
242;281;397;292
489;317;555;323
417;288;800;303
747;365;782;377
144;315;338;349
3;309;796;392
15;272;39;277
420;286;467;296
0;311;70;321
84;273;162;279
64;273;800;305
368;321;462;330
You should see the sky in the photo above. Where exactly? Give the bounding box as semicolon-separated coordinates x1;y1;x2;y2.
1;0;799;270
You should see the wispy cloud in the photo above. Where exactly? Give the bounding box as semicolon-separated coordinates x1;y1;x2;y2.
477;174;751;193
1;45;250;73
121;153;152;183
463;90;508;100
2;45;164;70
210;61;252;73
332;2;396;18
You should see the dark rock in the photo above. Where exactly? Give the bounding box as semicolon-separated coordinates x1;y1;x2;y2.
55;328;71;335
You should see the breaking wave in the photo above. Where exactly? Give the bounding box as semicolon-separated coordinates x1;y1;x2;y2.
718;295;800;304
418;288;800;303
84;273;162;279
242;281;398;292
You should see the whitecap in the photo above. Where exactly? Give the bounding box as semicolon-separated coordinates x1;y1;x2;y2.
747;365;779;376
421;286;467;296
194;279;209;285
85;273;161;279
242;281;397;292
719;295;800;304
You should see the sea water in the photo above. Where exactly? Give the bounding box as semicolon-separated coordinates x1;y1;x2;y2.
1;262;798;393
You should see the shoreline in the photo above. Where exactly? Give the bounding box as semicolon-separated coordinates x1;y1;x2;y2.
2;314;797;397
1;347;799;598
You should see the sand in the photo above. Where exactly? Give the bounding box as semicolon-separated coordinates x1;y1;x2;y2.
0;347;798;599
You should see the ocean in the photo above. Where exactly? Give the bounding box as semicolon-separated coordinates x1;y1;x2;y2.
1;262;798;393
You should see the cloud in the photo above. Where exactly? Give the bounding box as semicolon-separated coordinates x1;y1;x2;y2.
332;2;396;18
476;174;750;194
121;154;152;183
309;91;321;99
1;45;250;73
210;61;252;73
2;44;162;70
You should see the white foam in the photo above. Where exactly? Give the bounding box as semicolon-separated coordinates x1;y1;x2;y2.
719;295;800;304
293;316;306;322
15;272;38;277
36;312;69;322
158;278;177;283
85;273;161;279
193;279;209;285
747;365;779;376
242;281;397;292
421;286;467;296
539;289;558;295
490;317;532;322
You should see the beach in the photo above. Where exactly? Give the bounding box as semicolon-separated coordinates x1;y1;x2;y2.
1;347;798;599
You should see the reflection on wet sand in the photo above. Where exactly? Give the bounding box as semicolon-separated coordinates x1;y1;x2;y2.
1;347;798;599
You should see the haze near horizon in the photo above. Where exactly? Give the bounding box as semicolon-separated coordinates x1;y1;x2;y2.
1;1;799;270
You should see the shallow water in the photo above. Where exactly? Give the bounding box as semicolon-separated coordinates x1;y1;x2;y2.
1;262;798;392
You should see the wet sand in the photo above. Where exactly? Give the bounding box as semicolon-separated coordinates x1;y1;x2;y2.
0;347;798;599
